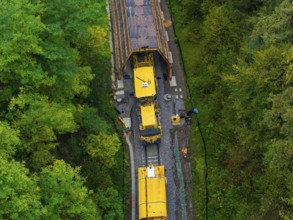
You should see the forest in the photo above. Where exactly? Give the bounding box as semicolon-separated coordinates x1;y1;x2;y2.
0;0;128;219
1;0;292;219
169;0;292;219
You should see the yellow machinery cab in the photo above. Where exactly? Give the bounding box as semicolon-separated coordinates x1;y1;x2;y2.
133;53;157;103
138;103;162;145
138;165;168;220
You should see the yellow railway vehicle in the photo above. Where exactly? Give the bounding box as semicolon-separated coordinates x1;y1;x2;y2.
133;53;157;103
138;165;168;220
137;102;162;145
133;53;162;145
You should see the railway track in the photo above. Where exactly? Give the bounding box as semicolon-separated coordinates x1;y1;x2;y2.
142;143;160;166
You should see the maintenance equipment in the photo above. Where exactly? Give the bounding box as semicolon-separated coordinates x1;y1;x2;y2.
133;53;162;145
171;114;181;125
138;165;168;220
133;53;157;103
137;102;162;145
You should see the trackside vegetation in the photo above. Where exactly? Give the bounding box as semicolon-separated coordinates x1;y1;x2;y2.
169;0;292;219
0;0;128;219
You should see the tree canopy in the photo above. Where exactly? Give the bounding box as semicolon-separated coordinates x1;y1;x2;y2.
0;0;127;218
170;0;292;218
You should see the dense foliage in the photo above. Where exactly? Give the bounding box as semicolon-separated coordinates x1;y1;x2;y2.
0;0;127;219
169;0;292;219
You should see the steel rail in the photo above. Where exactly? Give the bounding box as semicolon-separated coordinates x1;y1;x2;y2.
122;0;131;55
110;0;121;76
114;0;123;78
119;0;128;59
151;0;163;55
154;1;170;61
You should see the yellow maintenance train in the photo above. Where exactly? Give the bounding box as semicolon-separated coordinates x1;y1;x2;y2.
134;53;167;219
133;53;162;145
109;0;171;218
138;165;168;220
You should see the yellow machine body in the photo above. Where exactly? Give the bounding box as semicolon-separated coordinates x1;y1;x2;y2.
133;54;157;102
171;115;181;125
141;104;157;128
138;103;162;145
138;165;168;220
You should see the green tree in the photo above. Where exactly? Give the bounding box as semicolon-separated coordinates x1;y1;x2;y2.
0;0;126;218
82;133;121;169
0;157;41;219
252;0;293;45
75;105;110;134
202;5;242;62
0;122;20;159
96;188;124;220
9;93;78;168
260;87;293;218
0;0;48;104
39;160;100;220
169;0;292;219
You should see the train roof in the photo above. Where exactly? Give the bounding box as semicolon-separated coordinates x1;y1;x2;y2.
138;165;167;219
140;103;157;127
134;65;156;99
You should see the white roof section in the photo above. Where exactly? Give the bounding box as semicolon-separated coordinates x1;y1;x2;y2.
147;166;155;178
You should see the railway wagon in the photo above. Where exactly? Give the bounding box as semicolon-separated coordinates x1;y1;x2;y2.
133;53;157;103
137;102;162;145
138;165;168;220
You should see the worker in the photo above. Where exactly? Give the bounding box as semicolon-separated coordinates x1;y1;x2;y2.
181;147;188;158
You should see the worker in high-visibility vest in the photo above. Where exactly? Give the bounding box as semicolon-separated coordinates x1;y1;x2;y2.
182;147;188;158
